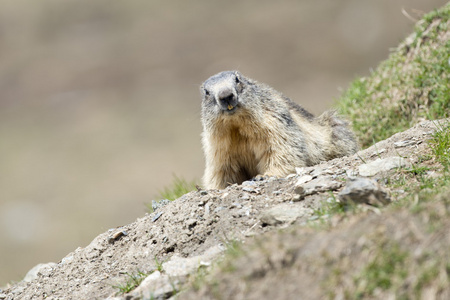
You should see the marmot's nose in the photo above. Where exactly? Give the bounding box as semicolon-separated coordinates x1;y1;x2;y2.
217;88;237;111
217;89;235;103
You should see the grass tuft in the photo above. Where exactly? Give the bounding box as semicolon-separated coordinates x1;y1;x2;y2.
338;4;450;148
113;270;152;295
429;122;450;172
158;175;197;201
147;175;197;212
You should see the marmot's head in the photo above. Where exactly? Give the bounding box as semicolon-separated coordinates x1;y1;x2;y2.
201;70;246;116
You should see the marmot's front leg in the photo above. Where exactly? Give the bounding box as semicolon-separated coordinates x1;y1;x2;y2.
203;164;226;190
259;150;299;179
204;161;245;189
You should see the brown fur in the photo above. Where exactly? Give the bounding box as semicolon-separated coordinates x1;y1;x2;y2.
200;71;358;189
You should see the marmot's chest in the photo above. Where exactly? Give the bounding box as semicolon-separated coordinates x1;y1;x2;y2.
222;126;268;162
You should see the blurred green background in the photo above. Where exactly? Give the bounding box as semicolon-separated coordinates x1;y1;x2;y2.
0;0;447;284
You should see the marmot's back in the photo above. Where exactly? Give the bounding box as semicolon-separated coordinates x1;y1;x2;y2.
200;71;358;189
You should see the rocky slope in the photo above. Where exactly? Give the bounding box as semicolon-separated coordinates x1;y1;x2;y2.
1;118;448;300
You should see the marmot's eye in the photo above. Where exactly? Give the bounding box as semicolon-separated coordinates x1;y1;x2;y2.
204;88;210;96
235;76;240;84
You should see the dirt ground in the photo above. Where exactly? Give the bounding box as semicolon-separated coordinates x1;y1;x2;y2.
2;119;448;299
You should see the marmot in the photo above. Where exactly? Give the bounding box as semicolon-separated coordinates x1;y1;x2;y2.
200;70;358;189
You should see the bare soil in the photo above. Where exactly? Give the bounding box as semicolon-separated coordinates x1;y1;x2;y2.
2;119;448;300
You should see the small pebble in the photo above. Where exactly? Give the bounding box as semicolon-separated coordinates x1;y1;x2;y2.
108;230;128;243
152;211;163;222
241;194;250;201
242;187;255;193
292;194;302;202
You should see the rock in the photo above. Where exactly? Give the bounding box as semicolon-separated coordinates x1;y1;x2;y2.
301;177;342;195
152;211;163;222
162;245;224;277
358;156;410;176
311;168;334;177
291;194;302;202
126;271;177;300
242;186;255;193
370;148;386;157
61;255;74;265
338;178;391;206
242;181;258;193
151;199;171;212
293;185;305;195
394;139;420;148
131;270;161;293
286;173;297;179
23;262;57;283
289;176;342;203
204;202;211;217
108;230;128;244
260;204;311;226
291;184;306;201
295;167;305;175
346;169;358;178
296;175;313;186
240;194;250;201
242;180;257;186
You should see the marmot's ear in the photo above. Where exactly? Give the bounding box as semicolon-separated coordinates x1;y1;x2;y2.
200;84;210;96
234;72;244;93
235;72;241;84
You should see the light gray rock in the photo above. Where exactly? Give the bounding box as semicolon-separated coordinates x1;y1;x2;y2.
394;139;420;148
260;204;312;226
296;175;313;186
370;148;386;157
295;167;306;175
152;211;163;222
338;178;391;206
163;245;224;277
242;186;256;193
152;199;171;212
119;245;225;300
128;272;176;300
286;173;297;179
358;156;410;176
60;255;74;265
302;177;342;195
23;262;57;283
311;167;335;178
292;176;342;202
242;180;257;186
346;169;358;178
